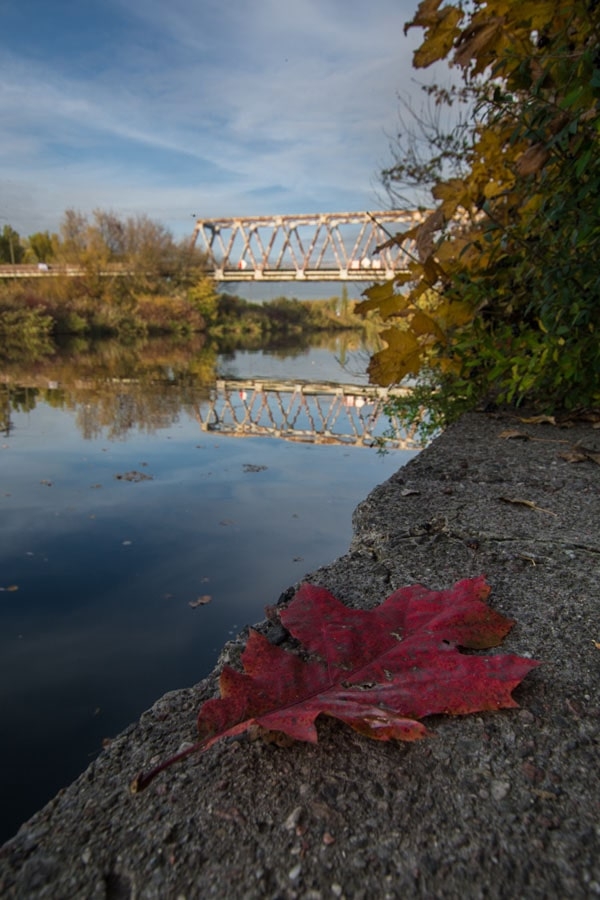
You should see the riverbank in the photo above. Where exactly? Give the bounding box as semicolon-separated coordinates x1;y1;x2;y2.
0;283;363;355
1;410;599;898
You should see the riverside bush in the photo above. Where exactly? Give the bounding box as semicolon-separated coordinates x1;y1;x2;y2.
359;0;600;430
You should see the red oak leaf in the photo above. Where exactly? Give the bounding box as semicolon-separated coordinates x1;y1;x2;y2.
132;575;538;792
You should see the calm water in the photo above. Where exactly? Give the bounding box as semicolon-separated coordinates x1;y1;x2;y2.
0;335;418;843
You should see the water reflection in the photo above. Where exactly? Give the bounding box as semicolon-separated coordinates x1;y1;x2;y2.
197;379;416;448
1;333;415;449
0;335;418;844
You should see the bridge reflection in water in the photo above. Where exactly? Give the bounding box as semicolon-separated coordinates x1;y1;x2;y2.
193;379;418;449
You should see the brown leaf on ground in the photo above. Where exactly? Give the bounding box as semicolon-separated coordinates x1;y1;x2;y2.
499;497;557;517
559;447;600;466
499;429;530;441
518;415;556;425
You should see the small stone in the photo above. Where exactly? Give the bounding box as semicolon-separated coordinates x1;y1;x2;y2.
284;806;303;831
491;779;510;801
177;741;195;754
331;884;343;898
288;863;302;882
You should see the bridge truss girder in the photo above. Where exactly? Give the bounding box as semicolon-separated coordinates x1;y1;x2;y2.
191;210;425;282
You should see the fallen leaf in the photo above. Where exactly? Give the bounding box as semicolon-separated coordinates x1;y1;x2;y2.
499;429;530;441
189;595;212;608
499;497;557;517
518;415;556;425
559;446;600;465
593;641;600;651
132;576;539;792
558;409;600;427
579;447;600;466
559;449;587;464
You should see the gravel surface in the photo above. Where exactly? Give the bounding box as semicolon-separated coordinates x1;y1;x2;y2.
1;410;599;899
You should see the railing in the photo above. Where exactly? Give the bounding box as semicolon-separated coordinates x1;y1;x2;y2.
0;263;131;278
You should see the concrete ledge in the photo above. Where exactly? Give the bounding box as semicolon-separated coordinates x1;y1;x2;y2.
1;411;599;898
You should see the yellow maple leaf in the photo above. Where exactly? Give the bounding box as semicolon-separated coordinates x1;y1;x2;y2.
410;309;446;341
367;329;423;386
412;6;463;67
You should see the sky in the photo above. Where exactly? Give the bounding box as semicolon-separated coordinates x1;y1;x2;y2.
1;0;443;242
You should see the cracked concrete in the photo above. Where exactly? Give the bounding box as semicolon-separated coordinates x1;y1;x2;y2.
1;410;599;899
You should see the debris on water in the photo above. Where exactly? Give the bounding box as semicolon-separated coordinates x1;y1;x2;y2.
189;595;212;608
114;471;154;482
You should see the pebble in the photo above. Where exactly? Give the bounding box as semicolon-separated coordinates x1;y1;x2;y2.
288;863;302;882
491;779;511;801
284;806;303;831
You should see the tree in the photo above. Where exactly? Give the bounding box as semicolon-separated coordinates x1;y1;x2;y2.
187;279;219;325
24;231;56;263
0;225;24;264
58;209;89;261
53;209;209;286
358;0;600;431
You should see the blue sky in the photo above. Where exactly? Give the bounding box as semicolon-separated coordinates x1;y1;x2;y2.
1;0;439;241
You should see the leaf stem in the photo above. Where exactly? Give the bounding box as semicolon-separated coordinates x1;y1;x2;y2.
130;738;208;793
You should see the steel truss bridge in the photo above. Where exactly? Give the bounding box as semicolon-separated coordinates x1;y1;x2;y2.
191;209;425;282
192;378;420;449
0;210;425;283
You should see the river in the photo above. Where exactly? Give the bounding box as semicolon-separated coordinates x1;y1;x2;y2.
0;332;420;844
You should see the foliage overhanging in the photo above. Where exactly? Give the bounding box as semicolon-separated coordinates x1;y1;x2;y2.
358;0;600;432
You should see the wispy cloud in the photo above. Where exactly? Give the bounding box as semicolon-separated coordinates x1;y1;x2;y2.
0;0;437;237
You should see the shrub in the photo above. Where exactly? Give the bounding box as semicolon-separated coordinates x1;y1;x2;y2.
359;0;600;428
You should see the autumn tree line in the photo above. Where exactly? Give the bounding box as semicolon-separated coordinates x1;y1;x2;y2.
0;209;217;345
0;210;360;358
359;0;600;432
